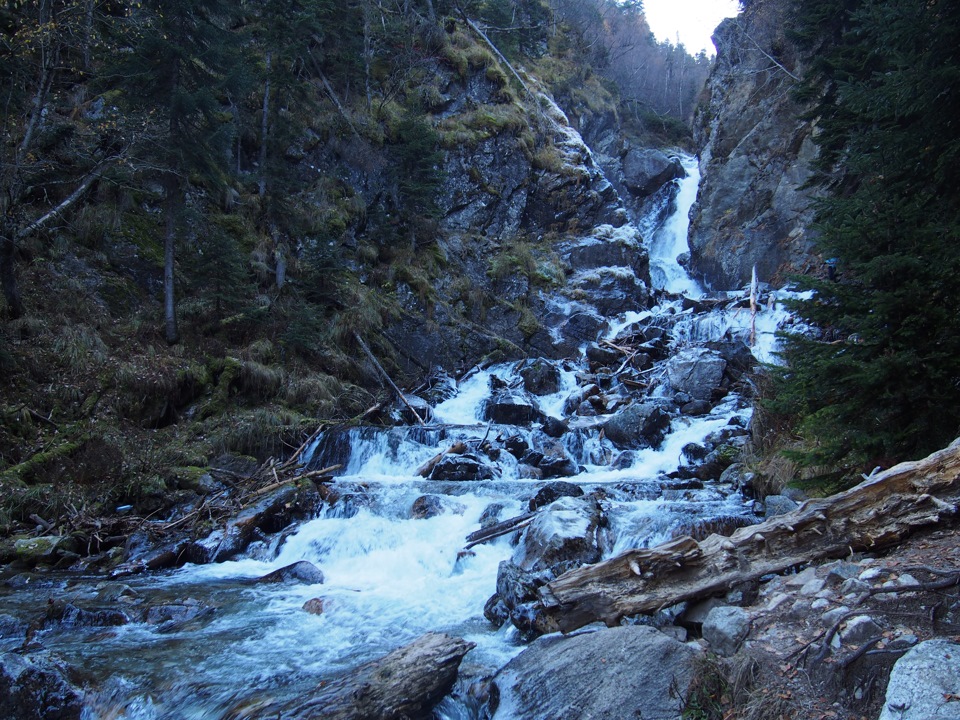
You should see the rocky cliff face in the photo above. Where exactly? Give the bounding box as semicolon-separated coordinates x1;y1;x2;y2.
688;0;823;290
325;65;665;380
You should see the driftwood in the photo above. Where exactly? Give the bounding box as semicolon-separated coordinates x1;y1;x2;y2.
280;632;474;720
354;331;425;426
464;512;535;550
416;441;467;478
538;438;960;633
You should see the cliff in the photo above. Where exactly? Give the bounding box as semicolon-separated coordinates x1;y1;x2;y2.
688;0;823;290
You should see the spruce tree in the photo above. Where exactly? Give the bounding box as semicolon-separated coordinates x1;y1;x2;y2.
105;0;249;343
773;0;960;472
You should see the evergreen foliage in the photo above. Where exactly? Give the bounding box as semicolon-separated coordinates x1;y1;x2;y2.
773;0;960;472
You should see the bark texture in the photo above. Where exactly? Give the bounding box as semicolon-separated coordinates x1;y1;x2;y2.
538;439;960;633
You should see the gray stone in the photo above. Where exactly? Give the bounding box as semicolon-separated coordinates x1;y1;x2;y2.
256;560;325;585
822;605;852;627
799;577;827;596
621;149;685;198
666;348;726;401
493;625;699;720
702;606;751;657
878;640;960;720
519;359;561;396
512;495;605;573
429;454;496;481
841;615;882;645
601;402;672;450
823;561;861;586
840;578;871;595
682;597;727;626
763;494;800;518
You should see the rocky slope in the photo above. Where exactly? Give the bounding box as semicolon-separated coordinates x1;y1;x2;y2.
688;0;824;290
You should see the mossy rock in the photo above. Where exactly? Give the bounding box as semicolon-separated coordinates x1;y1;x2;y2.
14;535;79;565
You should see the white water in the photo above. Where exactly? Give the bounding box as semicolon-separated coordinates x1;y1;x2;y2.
0;152;812;720
648;155;703;296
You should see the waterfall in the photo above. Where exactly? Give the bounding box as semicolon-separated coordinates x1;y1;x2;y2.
648;155;703;297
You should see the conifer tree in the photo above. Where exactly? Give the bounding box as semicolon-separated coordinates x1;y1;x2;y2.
106;0;249;343
773;0;960;472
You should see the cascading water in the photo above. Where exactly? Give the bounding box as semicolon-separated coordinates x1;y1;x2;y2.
0;153;805;720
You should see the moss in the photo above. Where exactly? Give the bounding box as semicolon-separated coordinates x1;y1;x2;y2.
0;440;85;485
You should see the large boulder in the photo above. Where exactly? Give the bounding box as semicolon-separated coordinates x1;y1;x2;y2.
601;402;672;450
491;625;700;720
621;148;685;198
519;359;561;396
512;495;605;573
702;606;751;657
666;348;727;401
483;390;543;426
0;653;83;720
878;639;960;720
429;453;496;481
256;560;325;585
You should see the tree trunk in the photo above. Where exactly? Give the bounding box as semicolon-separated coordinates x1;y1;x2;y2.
258;51;271;198
0;233;24;319
163;178;181;345
537;438;960;634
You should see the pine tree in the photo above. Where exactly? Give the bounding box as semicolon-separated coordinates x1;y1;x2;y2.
773;0;960;472
105;0;250;343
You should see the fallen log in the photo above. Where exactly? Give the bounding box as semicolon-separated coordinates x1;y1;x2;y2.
279;632;474;720
464;512;535;550
416;441;467;478
538;438;960;633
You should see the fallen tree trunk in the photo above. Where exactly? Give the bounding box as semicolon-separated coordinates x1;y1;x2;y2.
538;438;960;633
279;632;474;720
464;512;535;550
416;441;467;478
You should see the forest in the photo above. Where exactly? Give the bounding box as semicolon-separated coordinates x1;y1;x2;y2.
0;0;708;527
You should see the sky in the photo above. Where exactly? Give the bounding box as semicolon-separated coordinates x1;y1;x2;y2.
643;0;741;56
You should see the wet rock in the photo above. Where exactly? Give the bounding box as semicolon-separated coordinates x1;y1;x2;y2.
503;435;529;459
479;503;505;528
411;495;444;519
513;495;605;573
601;402;672;450
621;148;685;198
0;653;83;720
398;394;434;425
483;390;543;425
302;598;326;615
280;632;474;720
45;601;130;628
610;451;636;470
702;606;750;657
490;561;556;634
682;442;711;464
519;359;560;396
585;343;620;370
0;615;26;652
540;416;568;439
256;560;325;585
430;453;496;481
492;626;698;720
528;481;585;511
680;399;712;416
145;598;210;625
878;639;960;720
666;348;727;401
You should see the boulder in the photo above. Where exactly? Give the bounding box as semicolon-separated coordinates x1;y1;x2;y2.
513;495;605;573
702;606;751;657
666;348;727;401
492;625;699;720
0;653;83;720
411;495;444;519
529;481;584;511
256;560;325;585
483;391;542;425
763;494;800;518
621;148;685;198
878;639;960;720
601;402;672;450
302;598;326;615
519;359;561;396
429;453;496;481
281;632;474;720
14;535;78;566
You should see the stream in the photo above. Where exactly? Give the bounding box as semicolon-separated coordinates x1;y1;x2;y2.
0;155;801;719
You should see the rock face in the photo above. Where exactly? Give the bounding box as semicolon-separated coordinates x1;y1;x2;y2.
688;0;824;290
877;640;960;720
492;626;700;720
